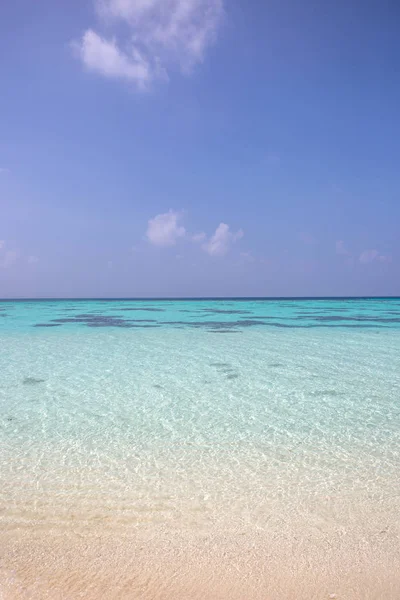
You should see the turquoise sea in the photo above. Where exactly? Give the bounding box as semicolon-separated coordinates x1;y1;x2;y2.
1;298;400;598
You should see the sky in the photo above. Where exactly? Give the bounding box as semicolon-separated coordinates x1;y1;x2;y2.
1;0;399;298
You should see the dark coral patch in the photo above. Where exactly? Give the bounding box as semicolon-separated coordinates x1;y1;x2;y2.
23;377;45;385
119;307;165;312
312;315;400;323
310;390;344;397
164;319;266;329
44;314;162;328
208;330;241;334
201;308;251;315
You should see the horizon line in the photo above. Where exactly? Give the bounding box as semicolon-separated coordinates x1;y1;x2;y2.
0;296;399;301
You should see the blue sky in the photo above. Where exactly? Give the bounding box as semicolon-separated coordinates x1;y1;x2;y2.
1;0;399;297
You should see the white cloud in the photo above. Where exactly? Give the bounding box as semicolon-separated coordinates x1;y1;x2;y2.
239;251;255;263
146;210;186;246
359;249;391;264
0;244;41;269
0;168;9;174
336;240;350;255
0;243;41;269
336;242;392;266
75;0;223;88
192;232;206;243
336;242;391;266
299;232;316;245
359;249;378;264
0;250;18;269
75;29;152;88
202;223;243;256
145;212;243;256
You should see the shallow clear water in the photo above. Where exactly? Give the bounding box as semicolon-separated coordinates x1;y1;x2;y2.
1;298;400;536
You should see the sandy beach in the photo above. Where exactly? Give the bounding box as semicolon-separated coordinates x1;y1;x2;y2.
2;516;399;599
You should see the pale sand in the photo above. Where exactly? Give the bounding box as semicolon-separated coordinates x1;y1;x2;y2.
1;523;399;599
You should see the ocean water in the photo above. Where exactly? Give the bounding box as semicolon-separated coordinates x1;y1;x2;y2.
1;298;400;598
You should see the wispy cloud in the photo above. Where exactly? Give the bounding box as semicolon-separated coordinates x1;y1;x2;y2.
0;249;18;269
299;232;316;246
192;232;206;243
378;255;392;264
0;167;9;174
74;0;224;89
202;223;243;256
0;241;17;268
336;241;391;265
336;240;350;256
359;249;391;264
0;242;39;269
359;249;378;264
75;30;152;88
239;251;255;263
145;211;243;257
146;210;186;246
